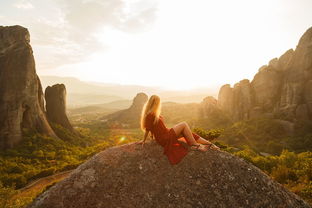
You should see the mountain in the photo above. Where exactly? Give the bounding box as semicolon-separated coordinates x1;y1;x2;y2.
89;81;219;102
40;76;218;107
67;99;132;115
29;141;311;208
40;76;124;107
100;94;205;128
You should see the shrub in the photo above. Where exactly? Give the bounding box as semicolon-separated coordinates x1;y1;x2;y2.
0;182;18;208
234;147;258;163
271;165;298;183
301;181;312;200
193;127;224;140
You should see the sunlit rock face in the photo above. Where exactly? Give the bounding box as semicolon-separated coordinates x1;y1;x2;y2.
217;79;253;121
0;25;56;149
279;27;312;119
200;96;218;117
30;141;310;208
218;84;233;114
45;84;75;133
218;27;312;122
102;92;148;127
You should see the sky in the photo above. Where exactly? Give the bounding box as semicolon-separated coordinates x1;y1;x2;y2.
1;0;312;90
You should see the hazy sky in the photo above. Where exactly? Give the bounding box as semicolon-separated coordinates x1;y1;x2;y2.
1;0;312;90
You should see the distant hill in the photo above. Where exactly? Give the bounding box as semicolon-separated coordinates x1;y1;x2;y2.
66;93;124;108
39;76;218;107
68;100;132;115
40;76;124;107
101;93;148;128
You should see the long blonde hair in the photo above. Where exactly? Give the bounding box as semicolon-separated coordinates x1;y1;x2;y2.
140;95;161;131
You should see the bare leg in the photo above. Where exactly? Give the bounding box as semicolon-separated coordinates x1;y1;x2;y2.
172;122;199;146
197;137;211;145
173;123;220;151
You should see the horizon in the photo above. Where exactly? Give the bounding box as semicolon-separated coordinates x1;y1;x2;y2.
40;74;221;92
1;0;312;90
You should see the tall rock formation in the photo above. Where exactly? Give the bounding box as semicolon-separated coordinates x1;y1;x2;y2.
198;96;231;128
129;92;149;112
0;25;56;149
218;79;254;121
45;84;74;132
30;141;311;208
218;27;312;122
199;96;218;117
218;84;233;114
102;92;148;128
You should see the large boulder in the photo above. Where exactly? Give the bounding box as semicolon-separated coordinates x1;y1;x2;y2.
30;141;310;208
0;25;56;149
45;84;74;132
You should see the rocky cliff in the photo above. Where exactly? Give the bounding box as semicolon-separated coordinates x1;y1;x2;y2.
0;25;56;149
30;141;310;208
218;27;312;122
102;92;148;127
45;84;75;133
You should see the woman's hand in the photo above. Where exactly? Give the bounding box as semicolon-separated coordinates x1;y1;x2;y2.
149;134;154;140
136;140;145;147
137;130;149;148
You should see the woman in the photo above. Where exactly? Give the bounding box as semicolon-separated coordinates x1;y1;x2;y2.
139;95;220;165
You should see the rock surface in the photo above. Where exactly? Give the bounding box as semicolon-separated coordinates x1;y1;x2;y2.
102;92;148;127
0;25;56;149
45;84;74;132
218;27;312;122
30;141;310;208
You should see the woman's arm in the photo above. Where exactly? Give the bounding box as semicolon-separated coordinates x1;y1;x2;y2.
142;130;150;146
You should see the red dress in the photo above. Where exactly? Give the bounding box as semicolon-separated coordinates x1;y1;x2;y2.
145;112;200;165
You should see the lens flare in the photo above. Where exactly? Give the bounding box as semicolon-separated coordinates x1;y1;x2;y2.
118;136;126;144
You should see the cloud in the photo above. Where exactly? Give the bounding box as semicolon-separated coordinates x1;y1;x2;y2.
32;0;158;69
13;0;34;9
4;0;157;69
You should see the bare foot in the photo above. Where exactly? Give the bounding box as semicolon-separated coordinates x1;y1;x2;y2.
190;143;208;152
205;142;220;150
208;143;220;151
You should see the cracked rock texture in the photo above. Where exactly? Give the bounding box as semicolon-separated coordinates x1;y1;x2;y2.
30;141;310;208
